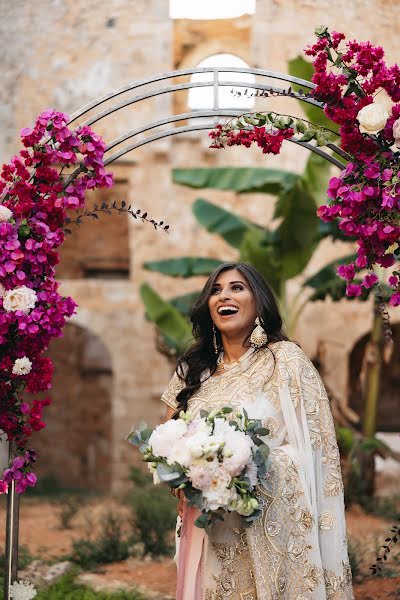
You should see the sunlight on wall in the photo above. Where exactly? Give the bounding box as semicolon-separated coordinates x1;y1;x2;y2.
169;0;256;20
188;54;255;110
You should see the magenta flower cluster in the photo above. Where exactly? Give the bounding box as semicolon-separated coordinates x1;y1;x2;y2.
0;450;37;494
0;109;113;494
306;29;400;305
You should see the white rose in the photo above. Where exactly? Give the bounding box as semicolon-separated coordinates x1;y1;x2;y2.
149;419;187;460
222;430;254;476
3;286;37;314
0;283;5;298
202;436;222;458
167;440;192;468
0;205;13;222
357;103;389;135
12;357;32;376
393;118;400;148
202;466;234;510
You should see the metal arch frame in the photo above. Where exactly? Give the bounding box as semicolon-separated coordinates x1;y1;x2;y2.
5;64;347;600
67;66;349;169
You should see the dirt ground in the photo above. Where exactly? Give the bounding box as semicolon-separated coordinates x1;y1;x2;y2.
1;495;399;599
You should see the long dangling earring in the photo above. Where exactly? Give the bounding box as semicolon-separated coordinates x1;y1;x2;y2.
213;325;225;373
249;317;268;348
212;324;219;355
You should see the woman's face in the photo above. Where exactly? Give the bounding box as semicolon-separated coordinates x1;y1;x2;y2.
208;268;257;339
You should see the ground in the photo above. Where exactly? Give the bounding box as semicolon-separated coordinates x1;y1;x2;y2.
1;494;400;599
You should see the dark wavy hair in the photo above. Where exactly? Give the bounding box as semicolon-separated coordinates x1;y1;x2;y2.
175;262;289;414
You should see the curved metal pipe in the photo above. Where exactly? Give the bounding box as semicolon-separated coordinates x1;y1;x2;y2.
104;110;348;164
104;122;346;169
79;80;321;129
68;66;316;125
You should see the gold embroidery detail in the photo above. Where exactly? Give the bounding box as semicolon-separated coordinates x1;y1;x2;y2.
205;531;256;599
324;560;353;599
263;416;280;439
319;511;336;531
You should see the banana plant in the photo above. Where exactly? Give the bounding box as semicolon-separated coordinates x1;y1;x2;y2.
147;150;333;336
139;283;193;358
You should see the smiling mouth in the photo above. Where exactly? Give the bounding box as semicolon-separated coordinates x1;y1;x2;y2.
217;305;239;316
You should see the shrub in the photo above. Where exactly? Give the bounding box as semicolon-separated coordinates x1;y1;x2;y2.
58;495;82;529
68;510;131;569
347;538;361;581
129;485;177;557
0;545;35;577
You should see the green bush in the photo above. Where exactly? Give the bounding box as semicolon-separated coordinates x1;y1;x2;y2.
58;495;82;529
0;545;35;577
34;570;150;599
68;510;131;569
129;485;177;557
347;538;361;581
362;495;400;521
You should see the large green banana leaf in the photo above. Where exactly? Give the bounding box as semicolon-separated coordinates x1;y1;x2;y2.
288;56;340;134
239;228;282;296
170;291;201;316
140;283;192;351
273;178;320;279
193;198;253;248
173;167;298;195
143;257;223;278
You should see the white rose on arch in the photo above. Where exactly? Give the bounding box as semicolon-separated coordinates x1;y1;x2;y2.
0;205;13;222
3;286;37;314
393;118;400;148
357;103;389;135
12;357;32;376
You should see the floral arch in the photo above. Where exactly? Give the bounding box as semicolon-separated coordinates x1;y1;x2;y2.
1;27;400;595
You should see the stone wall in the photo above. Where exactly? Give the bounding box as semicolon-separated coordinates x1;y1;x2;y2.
1;0;399;490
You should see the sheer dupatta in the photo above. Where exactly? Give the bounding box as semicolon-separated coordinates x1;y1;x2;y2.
245;345;354;599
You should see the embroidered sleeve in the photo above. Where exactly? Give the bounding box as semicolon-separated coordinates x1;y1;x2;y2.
160;369;185;409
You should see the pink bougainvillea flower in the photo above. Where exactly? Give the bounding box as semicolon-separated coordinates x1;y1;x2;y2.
389;292;400;306
0;109;113;492
362;273;379;289
337;263;355;281
346;284;363;297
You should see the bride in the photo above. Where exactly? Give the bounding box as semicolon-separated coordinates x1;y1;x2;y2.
162;262;354;600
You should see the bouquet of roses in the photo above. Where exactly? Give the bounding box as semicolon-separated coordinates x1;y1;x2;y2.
128;406;270;531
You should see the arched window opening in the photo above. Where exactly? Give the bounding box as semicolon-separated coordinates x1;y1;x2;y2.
188;54;255;111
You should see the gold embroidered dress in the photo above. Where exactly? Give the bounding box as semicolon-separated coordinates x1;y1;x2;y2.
161;341;354;600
